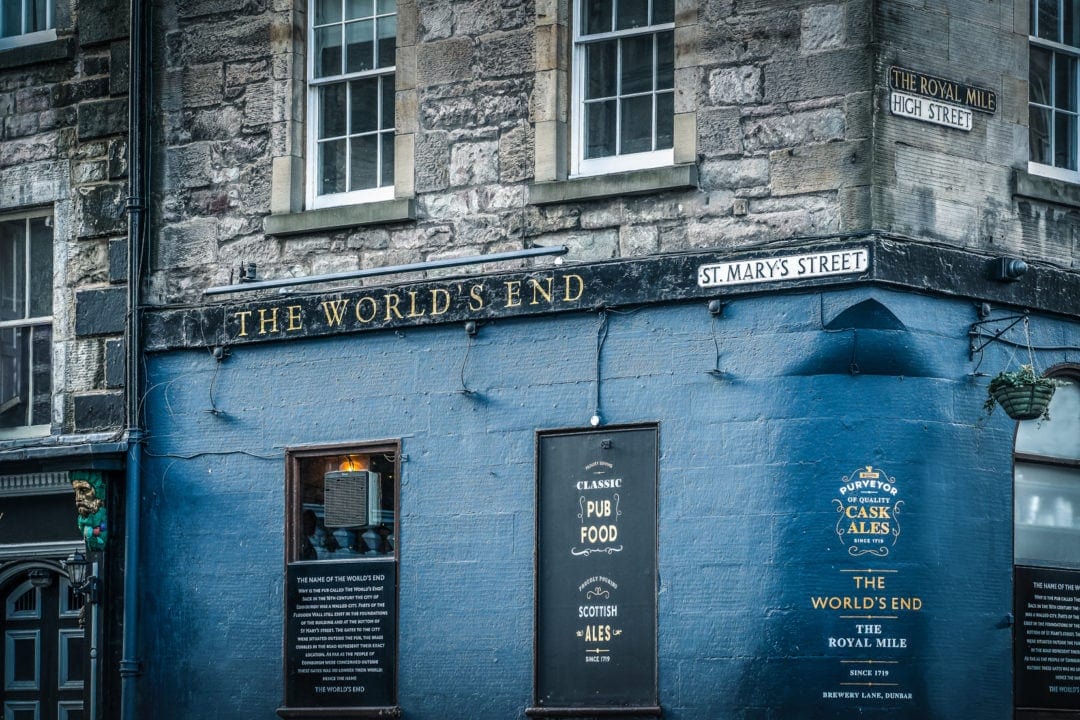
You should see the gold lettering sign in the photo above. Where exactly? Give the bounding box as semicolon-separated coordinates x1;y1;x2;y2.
226;272;589;342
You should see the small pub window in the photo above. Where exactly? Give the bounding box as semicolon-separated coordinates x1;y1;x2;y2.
281;442;400;718
1012;368;1080;716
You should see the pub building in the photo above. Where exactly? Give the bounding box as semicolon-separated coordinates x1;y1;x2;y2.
5;0;1080;718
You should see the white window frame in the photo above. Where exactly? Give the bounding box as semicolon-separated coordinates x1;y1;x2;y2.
0;0;55;52
570;0;675;178
305;0;397;210
0;210;53;440
1029;0;1080;182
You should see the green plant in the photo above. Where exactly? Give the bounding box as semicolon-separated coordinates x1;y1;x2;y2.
984;364;1064;420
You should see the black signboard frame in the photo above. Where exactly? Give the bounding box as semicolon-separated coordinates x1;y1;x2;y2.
1015;564;1080;713
530;424;660;716
279;441;401;720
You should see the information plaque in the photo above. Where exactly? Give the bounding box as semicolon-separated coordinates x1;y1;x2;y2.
535;426;658;709
285;560;397;708
1015;565;1080;710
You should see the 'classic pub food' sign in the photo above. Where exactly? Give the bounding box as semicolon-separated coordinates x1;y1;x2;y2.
534;426;659;711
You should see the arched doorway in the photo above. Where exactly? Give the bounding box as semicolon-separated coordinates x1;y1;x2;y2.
0;563;85;720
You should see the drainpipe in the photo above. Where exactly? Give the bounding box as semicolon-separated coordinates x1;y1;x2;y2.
121;0;148;717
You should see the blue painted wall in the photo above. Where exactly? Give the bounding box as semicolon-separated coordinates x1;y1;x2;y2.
138;287;1076;718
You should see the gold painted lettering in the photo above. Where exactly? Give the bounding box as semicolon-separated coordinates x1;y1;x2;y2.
528;277;553;305
563;274;585;302
504;280;522;308
430;288;451;315
355;296;378;323
468;284;485;311
258;307;279;335
286;305;303;331
321;299;351;326
407;291;426;318
234;310;253;337
384;293;404;321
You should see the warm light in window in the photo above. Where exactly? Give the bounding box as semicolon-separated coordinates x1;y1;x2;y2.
339;455;369;472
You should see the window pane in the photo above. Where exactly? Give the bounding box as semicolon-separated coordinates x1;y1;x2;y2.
620;35;653;94
28;217;51;318
381;76;395;130
652;0;673;24
296;452;397;561
1030;105;1052;163
344;19;374;74
1068;0;1080;46
314;25;343;78
350;134;379;190
30;324;49;426
381;130;394;187
615;0;649;30
345;0;373;20
1055;111;1076;168
11;708;37;720
586;40;617;99
1030;46;1052;107
657;30;673;89
620;94;653;153
0;220;25;321
1017;383;1080;460
349;77;379;133
11;587;36;616
1015;462;1080;568
583;0;612;35
318;139;347;195
376;0;396;13
585;99;617;158
656;90;673;149
1038;0;1059;41
314;0;342;25
1;1;20;38
28;0;47;32
1056;52;1077;111
377;16;396;69
319;83;347;139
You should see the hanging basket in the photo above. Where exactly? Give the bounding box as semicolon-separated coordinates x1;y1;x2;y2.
988;378;1057;421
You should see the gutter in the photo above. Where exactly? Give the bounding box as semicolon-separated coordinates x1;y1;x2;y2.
120;0;149;716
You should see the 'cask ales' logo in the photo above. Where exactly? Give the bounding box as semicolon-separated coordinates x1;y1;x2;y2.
833;466;904;558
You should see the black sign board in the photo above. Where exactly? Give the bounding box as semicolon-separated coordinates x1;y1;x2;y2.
285;560;396;708
0;493;82;544
1015;565;1080;710
535;426;658;709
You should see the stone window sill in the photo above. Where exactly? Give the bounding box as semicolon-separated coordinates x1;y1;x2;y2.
528;164;698;206
1014;168;1080;208
264;199;416;237
0;36;72;69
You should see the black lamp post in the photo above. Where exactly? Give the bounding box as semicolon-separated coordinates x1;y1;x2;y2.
63;550;99;604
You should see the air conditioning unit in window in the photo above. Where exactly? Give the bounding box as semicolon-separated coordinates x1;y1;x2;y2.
323;471;381;528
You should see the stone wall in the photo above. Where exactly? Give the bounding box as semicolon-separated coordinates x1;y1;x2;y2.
0;0;128;434
148;0;879;303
